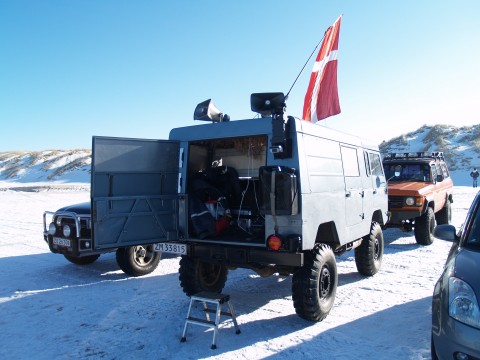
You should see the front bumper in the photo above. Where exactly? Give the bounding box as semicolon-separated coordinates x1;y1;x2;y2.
432;317;480;360
43;210;100;258
386;210;423;224
44;233;102;257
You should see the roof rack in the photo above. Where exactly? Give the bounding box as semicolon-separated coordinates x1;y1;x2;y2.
384;152;444;161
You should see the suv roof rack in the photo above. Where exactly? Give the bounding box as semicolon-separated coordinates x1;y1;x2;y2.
384;151;444;161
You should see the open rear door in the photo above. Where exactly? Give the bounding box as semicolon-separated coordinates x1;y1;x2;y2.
91;136;181;249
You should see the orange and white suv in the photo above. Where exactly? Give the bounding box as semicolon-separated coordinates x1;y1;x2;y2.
383;152;454;245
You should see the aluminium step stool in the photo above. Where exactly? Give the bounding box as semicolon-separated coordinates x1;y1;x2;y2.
180;291;241;349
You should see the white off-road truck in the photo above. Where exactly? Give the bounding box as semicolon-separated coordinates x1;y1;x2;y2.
44;92;388;321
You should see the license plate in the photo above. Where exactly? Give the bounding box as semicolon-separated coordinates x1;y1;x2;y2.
53;237;71;247
153;242;187;255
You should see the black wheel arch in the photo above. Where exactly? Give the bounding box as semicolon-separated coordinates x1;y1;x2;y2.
315;221;340;247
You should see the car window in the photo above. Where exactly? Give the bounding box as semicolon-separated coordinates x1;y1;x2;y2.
431;165;437;182
466;207;480;248
441;163;450;178
384;163;429;182
369;153;384;177
435;163;443;181
364;151;371;176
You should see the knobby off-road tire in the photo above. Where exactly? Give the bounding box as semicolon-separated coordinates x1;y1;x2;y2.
116;245;161;277
355;222;384;276
435;199;451;225
179;256;228;296
292;244;338;322
64;254;100;265
414;207;435;245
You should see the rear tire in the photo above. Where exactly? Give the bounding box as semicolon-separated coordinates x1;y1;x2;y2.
179;256;228;296
116;245;161;276
355;222;384;276
414;207;435;245
292;244;337;322
436;199;451;225
64;254;100;265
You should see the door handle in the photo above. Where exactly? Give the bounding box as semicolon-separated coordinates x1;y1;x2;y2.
345;191;351;197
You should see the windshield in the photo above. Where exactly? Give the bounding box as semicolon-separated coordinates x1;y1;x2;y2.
384;163;431;182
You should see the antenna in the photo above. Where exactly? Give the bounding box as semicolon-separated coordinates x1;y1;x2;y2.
284;24;331;101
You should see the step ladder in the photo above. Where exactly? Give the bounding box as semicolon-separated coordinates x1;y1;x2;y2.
180;291;241;349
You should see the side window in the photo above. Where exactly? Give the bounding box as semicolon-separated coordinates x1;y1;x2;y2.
441;163;449;178
364;151;371;176
435;163;443;181
341;146;360;177
431;165;437;181
369;153;384;177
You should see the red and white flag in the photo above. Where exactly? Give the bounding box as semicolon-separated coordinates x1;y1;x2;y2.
303;16;342;122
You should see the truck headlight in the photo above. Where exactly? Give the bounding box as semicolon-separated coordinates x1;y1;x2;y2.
62;224;72;238
48;223;57;235
405;197;422;206
449;277;480;329
405;197;415;206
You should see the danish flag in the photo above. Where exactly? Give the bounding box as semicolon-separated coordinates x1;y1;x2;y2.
303;16;342;122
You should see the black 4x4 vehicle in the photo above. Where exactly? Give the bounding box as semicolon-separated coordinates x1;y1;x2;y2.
43;202;161;276
383;152;454;245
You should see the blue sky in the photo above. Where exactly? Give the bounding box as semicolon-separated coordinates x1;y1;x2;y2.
1;1;479;151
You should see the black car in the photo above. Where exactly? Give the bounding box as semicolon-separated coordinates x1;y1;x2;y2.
43;202;162;276
431;191;480;360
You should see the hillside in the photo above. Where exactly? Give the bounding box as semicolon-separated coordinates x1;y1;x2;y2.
379;124;480;185
0;150;91;187
1;124;478;187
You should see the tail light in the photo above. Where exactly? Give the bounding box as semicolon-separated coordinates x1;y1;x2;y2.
267;235;283;250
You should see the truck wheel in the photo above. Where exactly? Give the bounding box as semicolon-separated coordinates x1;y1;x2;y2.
355;222;384;276
179;256;228;296
435;199;451;225
64;254;100;265
292;244;337;322
116;245;161;277
414;207;435;245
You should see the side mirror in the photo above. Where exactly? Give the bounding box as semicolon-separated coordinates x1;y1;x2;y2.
394;165;402;177
387;165;402;182
433;224;458;242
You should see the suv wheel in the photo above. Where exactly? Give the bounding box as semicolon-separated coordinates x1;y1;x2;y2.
414;207;435;245
435;199;451;225
355;222;384;276
292;244;337;322
64;254;100;265
179;256;228;296
116;245;161;276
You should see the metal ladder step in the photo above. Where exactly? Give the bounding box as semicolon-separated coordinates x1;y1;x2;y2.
181;291;241;349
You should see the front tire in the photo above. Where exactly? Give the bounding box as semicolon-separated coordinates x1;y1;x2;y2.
292;244;338;322
355;222;384;276
414;207;435;245
179;256;228;296
116;245;161;276
64;254;100;265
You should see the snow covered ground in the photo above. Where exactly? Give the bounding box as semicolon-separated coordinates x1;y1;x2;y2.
0;186;478;360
